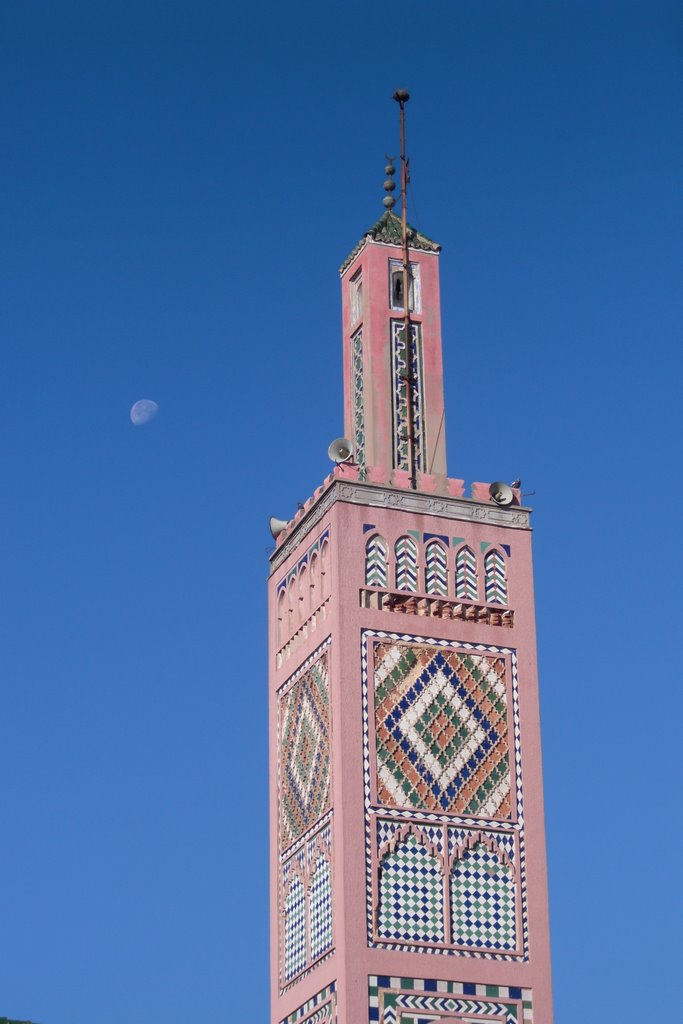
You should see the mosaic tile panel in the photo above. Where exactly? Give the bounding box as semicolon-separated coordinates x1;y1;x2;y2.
485;548;508;605
280;819;334;990
362;631;526;962
373;820;520;955
309;853;333;960
369;976;533;1024
280;982;337;1024
284;875;306;981
377;831;445;943
425;540;448;596
279;647;331;850
395;536;419;592
351;327;366;472
455;545;478;600
450;837;517;951
374;641;511;818
366;534;389;588
391;320;425;472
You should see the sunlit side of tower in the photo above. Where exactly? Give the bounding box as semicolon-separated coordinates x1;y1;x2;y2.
268;96;553;1024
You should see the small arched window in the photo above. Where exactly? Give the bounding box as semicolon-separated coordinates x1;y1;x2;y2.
395;535;419;592
309;552;319;609
424;540;448;596
365;534;388;588
320;539;330;599
277;588;287;645
287;578;297;634
455;545;478;601
484;548;508;605
298;564;308;621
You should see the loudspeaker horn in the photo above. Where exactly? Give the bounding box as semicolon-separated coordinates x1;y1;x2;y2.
269;516;289;539
327;437;353;464
489;481;514;507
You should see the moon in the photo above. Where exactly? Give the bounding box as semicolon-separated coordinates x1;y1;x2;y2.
130;399;159;426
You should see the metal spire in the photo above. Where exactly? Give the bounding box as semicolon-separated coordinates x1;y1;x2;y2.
392;88;417;490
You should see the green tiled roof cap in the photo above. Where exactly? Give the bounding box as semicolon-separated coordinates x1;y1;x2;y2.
339;211;441;274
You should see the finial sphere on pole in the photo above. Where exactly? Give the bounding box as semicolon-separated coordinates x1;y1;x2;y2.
393;88;410;104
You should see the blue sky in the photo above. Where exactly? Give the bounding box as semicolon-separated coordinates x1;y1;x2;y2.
1;2;681;1021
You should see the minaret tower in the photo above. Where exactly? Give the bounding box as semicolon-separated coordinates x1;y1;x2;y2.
268;93;553;1024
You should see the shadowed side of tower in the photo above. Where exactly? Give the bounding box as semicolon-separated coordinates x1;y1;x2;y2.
267;112;553;1024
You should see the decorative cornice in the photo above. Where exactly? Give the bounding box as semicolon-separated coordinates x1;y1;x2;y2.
339;211;441;275
269;480;531;574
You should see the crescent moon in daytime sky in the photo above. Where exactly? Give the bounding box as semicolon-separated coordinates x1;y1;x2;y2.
130;399;159;426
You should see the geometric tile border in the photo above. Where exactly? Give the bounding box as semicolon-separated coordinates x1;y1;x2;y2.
279;980;337;1024
362;630;527;961
369;975;533;1023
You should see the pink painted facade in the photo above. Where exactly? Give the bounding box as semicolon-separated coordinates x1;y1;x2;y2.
268;213;553;1024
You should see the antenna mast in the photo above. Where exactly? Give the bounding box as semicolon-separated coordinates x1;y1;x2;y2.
393;88;417;490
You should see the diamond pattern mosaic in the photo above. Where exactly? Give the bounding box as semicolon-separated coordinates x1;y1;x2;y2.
377;831;445;943
284;875;306;981
369;976;533;1024
309;853;333;960
280;649;330;850
451;839;517;951
374;641;511;818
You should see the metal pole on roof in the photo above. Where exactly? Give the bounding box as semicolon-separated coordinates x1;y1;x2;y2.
393;88;417;490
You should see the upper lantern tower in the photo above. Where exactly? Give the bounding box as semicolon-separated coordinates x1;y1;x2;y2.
340;209;448;484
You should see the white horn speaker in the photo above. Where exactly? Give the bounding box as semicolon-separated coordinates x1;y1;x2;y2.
269;516;289;539
327;437;353;464
489;481;514;507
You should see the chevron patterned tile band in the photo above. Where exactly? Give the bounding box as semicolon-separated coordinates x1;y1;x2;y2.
366;534;389;588
455;545;478;600
425;540;448;596
395;536;419;592
368;976;532;1024
280;982;337;1024
485;549;508;605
